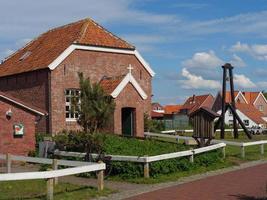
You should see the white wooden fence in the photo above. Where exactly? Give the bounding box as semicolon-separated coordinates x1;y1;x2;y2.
54;143;226;178
146;132;267;158
0;153;105;200
161;129;243;134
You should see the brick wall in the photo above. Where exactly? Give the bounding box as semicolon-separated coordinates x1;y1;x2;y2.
113;83;145;137
254;94;267;116
50;50;152;135
0;98;38;155
0;69;50;133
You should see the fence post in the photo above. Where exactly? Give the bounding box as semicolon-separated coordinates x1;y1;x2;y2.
47;178;54;200
6;153;11;173
144;156;150;178
241;146;245;158
97;161;104;191
52;159;58;185
190;154;194;163
222;146;226;159
261;144;264;155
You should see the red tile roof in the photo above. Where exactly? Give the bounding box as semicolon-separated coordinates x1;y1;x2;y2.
0;91;47;115
151;111;164;118
225;91;240;103
0;18;134;77
241;92;260;104
164;105;182;114
99;76;124;95
236;103;265;124
182;94;214;113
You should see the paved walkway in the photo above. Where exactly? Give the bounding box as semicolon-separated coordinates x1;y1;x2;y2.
2;160;267;200
126;163;267;200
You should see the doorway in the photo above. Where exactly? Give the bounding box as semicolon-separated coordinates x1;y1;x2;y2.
121;107;135;136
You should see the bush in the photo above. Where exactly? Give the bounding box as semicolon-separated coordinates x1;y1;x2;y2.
144;114;165;133
112;150;222;179
53;132;223;179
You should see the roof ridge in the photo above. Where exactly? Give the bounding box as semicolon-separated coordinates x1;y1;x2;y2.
82;18;135;49
1;19;87;65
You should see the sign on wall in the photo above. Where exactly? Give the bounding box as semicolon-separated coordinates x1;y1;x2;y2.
13;123;24;136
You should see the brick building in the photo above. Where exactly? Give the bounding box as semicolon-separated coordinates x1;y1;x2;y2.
0;18;155;137
0;92;46;155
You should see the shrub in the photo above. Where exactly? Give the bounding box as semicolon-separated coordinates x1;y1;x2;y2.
53;132;223;179
144;113;165;133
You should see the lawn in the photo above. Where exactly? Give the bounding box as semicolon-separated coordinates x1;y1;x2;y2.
0;180;113;200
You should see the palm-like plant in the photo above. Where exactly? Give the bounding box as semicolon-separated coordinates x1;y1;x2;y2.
77;72;115;133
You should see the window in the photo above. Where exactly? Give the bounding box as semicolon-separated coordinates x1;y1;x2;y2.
258;105;264;112
65;89;80;121
229;110;233;116
243;120;249;126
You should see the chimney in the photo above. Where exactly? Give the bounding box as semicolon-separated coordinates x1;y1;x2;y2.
192;95;196;104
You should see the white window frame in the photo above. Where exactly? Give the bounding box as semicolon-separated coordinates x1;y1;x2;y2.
65;89;81;121
258;105;264;112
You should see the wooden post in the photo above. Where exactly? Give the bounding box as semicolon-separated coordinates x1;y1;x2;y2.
190;154;194;163
52;159;58;185
97;161;104;191
47;178;54;200
144;162;150;178
241;146;245;158
261;144;264;155
222;146;226;159
6;153;11;173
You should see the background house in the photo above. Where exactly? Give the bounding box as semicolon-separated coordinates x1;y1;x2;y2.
150;94;214;130
212;91;267;127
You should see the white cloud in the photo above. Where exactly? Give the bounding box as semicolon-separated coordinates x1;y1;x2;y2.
180;68;221;89
234;74;256;88
182;50;224;69
229;54;246;67
257;81;267;89
231;41;267;60
180;10;267;37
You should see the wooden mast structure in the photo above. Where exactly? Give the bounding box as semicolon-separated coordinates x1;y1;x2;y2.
215;63;252;139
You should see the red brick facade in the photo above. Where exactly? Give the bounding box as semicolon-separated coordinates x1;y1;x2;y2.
50;50;152;135
0;98;39;155
0;69;50;133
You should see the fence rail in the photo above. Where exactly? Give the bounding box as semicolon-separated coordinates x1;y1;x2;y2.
55;142;225;178
161;129;243;134
0;153;105;200
145;132;267;158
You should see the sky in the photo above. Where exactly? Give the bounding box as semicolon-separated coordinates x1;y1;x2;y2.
1;0;267;105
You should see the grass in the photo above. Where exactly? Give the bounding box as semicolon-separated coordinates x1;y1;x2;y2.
108;133;267;184
0;180;113;200
102;134;190;156
109;158;233;184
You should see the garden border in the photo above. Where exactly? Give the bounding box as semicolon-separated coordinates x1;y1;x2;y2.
54;142;226;178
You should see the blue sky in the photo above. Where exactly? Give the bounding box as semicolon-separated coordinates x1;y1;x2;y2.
1;0;267;105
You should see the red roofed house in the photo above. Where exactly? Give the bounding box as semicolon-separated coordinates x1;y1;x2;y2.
212;91;267;127
180;94;215;115
0;92;46;155
0;18;154;139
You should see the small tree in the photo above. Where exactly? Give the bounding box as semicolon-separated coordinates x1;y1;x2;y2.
77;72;115;133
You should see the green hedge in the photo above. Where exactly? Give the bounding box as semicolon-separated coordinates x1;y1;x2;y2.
112;150;222;179
54;132;223;178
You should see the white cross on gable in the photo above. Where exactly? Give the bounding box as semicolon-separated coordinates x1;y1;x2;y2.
127;64;134;74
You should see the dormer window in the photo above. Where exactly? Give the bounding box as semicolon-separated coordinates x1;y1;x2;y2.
19;51;31;61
